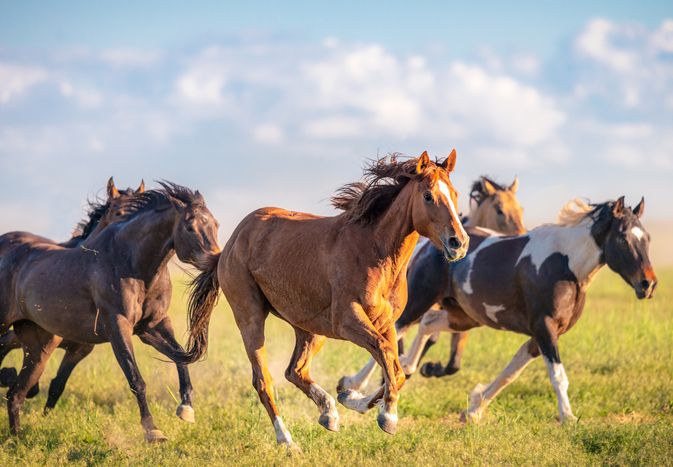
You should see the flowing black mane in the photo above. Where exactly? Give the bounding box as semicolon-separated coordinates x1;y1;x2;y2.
115;181;204;219
70;199;112;240
331;154;437;225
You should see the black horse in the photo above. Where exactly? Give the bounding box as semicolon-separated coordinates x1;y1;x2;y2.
0;182;220;441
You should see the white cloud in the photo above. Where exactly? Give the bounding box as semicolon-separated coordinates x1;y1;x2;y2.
0;63;48;104
253;123;284;144
576;18;637;72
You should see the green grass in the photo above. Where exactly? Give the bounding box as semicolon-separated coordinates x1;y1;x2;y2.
1;268;672;465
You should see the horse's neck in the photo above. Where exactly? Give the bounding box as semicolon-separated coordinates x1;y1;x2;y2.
372;185;419;274
528;219;604;284
114;207;177;281
466;201;490;229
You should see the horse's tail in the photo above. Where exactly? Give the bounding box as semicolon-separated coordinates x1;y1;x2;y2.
170;253;221;364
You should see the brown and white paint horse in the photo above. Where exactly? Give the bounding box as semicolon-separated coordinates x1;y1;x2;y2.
175;151;468;448
400;197;656;423
338;175;526;390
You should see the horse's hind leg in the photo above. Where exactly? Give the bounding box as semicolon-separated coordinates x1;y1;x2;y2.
44;343;94;414
421;331;469;378
7;321;61;434
138;317;195;423
461;339;539;424
285;328;339;432
0;330;22;388
401;308;451;376
103;313;166;443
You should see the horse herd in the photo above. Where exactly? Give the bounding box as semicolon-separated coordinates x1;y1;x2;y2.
0;150;657;450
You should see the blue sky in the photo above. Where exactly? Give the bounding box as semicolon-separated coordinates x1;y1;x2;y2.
1;1;672;241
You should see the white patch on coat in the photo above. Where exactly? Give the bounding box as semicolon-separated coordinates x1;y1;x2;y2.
483;303;506;323
516;218;602;283
438;180;468;239
472;226;503;237
631;226;644;241
460;236;506;294
273;416;293;444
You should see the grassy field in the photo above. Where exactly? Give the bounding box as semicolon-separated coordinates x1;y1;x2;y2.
0;268;671;466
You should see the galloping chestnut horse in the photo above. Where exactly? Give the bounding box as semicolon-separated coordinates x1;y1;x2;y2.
0;183;219;441
338;175;526;391
400;198;656;423
177;151;468;448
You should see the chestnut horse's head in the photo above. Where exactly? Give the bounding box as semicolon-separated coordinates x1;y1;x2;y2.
469;176;526;235
412;150;468;261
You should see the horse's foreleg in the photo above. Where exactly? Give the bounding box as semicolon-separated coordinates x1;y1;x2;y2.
103;312;166;443
44;343;94;413
7;321;61;434
461;339;539;424
534;319;576;423
138;317;195;423
285;328;339;432
337;306;403;435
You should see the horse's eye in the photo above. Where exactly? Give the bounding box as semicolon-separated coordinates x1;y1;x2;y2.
496;207;504;216
186;224;195;232
423;191;433;203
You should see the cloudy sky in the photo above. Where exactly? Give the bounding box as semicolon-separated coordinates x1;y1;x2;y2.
1;1;672;242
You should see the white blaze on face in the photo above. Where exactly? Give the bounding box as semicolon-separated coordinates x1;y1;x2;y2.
437;180;467;239
631;226;644;241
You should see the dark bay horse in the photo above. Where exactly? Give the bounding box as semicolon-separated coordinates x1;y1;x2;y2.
175;151;468;448
339;175;527;390
1;179;200;425
400;197;656;423
0;183;220;441
0;177;143;390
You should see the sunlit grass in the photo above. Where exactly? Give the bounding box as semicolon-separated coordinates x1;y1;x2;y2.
1;268;671;465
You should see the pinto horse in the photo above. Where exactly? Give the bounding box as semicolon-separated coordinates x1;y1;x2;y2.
176;151;468;448
0;183;220;441
338;175;526;391
399;197;656;423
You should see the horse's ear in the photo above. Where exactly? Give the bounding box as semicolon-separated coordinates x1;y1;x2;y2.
481;178;497;196
416;151;430;174
441;148;457;172
195;190;205;203
107;177;120;199
633;197;645;218
612;196;626;218
509;176;519;193
136;179;145;193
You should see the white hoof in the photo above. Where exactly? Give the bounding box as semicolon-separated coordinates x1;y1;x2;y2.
318;411;340;432
460;409;482;424
176;404;195;423
337;389;371;414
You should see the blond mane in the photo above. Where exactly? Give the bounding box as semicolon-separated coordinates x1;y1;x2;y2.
557;198;595;226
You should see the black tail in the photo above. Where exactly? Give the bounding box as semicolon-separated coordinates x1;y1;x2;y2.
170;253;221;364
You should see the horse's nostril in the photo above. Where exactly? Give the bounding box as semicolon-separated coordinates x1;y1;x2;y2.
448;236;461;249
640;280;652;291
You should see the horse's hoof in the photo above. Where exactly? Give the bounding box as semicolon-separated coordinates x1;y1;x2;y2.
281;441;302;455
560;414;579;425
337;389;369;414
26;383;39;399
336;376;352;393
377;411;398;435
0;367;18;387
176;404;195;423
318;412;340;432
144;429;168;443
460;410;481;424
